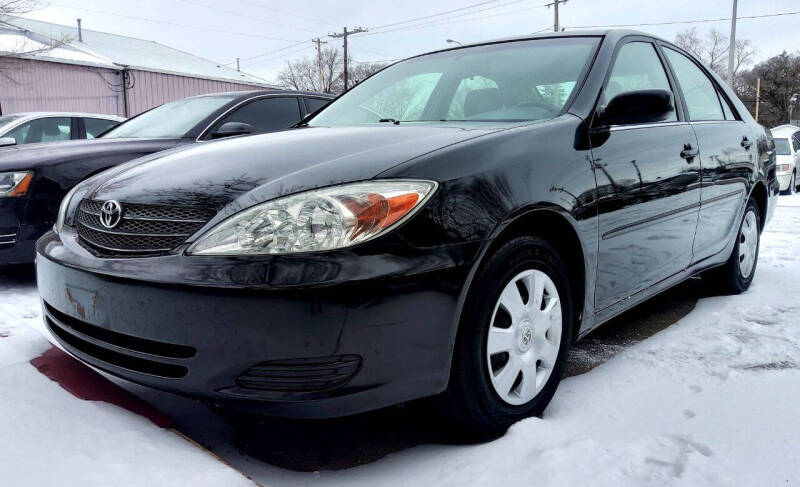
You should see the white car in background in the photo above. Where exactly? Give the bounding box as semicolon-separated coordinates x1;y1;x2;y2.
772;124;800;194
0;112;124;147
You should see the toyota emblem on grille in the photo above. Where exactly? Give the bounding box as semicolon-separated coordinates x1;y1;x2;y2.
100;200;123;229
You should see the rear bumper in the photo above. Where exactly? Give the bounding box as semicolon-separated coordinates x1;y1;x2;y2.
35;229;477;418
776;172;794;191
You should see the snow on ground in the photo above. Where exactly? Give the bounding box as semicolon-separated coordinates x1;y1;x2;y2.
0;281;254;484
1;195;800;486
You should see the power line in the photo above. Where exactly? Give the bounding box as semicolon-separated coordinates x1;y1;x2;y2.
566;10;800;29
330;27;369;90
232;0;340;28
370;0;507;30
176;0;322;35
242;44;314;68
360;0;544;37
359;3;548;37
47;2;303;42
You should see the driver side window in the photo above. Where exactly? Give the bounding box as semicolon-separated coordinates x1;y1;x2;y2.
605;42;677;122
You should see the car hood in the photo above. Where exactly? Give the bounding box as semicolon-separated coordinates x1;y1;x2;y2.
0;137;185;171
90;124;507;214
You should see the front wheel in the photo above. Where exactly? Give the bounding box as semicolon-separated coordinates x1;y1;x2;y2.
702;197;761;294
439;236;573;440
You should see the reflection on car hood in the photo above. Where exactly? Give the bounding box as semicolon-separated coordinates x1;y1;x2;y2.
90;125;507;213
0;138;185;171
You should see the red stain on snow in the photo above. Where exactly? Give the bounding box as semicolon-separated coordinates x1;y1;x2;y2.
30;346;174;429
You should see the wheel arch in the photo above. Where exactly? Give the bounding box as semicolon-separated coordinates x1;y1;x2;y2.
450;205;590;359
749;180;768;231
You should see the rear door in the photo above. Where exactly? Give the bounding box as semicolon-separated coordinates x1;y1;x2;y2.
661;46;753;262
592;38;701;311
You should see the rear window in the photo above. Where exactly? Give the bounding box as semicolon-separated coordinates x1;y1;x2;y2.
774;138;791;155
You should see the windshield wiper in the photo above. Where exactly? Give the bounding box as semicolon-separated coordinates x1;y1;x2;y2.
378;118;401;125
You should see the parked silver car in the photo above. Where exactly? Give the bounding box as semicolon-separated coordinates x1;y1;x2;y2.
0;112;125;147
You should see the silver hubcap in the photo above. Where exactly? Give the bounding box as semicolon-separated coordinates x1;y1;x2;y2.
738;210;758;278
486;269;562;406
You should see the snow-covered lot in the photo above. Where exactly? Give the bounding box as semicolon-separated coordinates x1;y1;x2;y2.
2;195;799;486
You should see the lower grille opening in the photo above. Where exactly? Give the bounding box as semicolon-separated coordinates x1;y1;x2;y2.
237;355;362;392
46;316;188;379
44;302;196;359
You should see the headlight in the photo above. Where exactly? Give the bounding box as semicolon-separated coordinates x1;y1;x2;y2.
55;184;82;233
777;164;790;172
187;180;437;255
0;171;33;197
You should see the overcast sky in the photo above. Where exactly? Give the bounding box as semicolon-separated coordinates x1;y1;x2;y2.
23;0;800;83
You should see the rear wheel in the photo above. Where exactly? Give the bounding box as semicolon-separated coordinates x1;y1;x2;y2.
702;197;760;294
439;236;573;440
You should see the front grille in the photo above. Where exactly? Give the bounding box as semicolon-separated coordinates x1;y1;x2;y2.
76;199;216;256
43;301;195;379
0;232;16;247
236;355;362;392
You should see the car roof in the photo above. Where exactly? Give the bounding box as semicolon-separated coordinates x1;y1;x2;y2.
771;124;800;136
3;112;126;121
410;29;664;60
187;89;335;102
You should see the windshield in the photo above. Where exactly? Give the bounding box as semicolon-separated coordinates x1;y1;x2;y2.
309;37;599;127
0;114;24;130
102;95;238;139
774;138;791;155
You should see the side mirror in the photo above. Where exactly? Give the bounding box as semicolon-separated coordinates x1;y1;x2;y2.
210;122;254;139
0;137;17;147
597;89;674;126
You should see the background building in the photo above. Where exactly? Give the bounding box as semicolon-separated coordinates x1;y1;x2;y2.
0;17;273;117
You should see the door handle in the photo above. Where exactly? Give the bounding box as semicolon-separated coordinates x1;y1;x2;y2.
680;143;699;161
741;136;752;149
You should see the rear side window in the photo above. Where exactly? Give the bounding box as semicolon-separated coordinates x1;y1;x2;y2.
305;97;330;114
84;118;119;138
719;92;738;120
215;97;302;134
793;132;800;152
4;117;71;145
605;42;677;122
663;48;725;121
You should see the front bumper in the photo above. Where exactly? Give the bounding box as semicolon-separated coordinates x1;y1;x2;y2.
0;197;48;265
35;228;478;418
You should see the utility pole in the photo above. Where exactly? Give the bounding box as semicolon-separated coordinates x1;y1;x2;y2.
755;77;761;122
546;0;568;32
235;57;240;72
329;26;367;91
727;0;737;85
312;38;328;92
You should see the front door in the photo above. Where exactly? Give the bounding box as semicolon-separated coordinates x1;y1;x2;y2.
592;40;701;311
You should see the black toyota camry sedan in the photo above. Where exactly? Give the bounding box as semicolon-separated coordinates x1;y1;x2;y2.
36;30;777;439
0;90;331;264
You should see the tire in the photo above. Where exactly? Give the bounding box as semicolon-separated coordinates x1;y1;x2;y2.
438;236;574;441
702;197;761;294
791;171;797;195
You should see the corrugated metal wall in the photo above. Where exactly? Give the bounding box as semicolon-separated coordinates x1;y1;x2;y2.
0;59;266;117
0;58;123;115
125;69;263;115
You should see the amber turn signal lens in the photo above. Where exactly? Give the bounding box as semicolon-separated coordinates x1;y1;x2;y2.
9;172;33;196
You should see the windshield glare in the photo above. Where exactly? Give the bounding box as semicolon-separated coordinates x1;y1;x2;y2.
309;37;599;127
774;138;791;155
102;95;237;139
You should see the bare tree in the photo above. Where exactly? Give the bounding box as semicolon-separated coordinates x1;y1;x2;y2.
276;47;343;94
1;1;71;80
673;27;755;79
347;61;388;87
